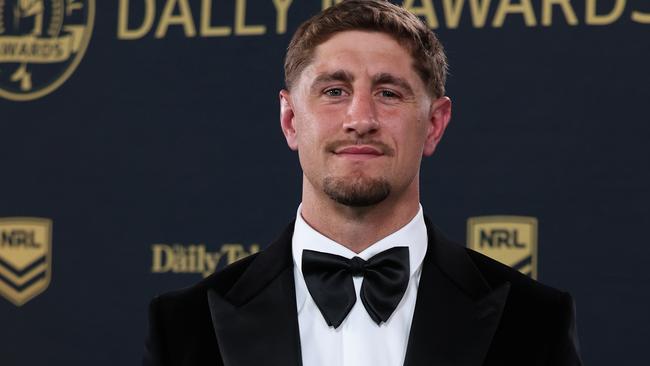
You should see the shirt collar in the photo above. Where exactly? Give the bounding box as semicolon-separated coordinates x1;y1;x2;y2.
292;204;428;312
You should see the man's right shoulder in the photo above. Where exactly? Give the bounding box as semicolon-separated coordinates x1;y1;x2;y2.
144;252;261;365
150;220;296;314
150;253;259;312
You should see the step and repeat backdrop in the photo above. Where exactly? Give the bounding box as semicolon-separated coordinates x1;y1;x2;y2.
1;0;648;365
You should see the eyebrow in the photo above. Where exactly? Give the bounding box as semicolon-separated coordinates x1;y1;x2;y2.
373;73;415;96
310;70;354;92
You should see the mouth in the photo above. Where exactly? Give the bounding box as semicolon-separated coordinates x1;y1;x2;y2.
333;145;384;160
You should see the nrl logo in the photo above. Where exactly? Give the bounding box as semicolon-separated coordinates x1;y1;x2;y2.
0;0;95;101
467;215;538;279
0;217;52;306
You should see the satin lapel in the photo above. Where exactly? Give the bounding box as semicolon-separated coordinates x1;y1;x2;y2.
404;219;510;366
208;222;302;366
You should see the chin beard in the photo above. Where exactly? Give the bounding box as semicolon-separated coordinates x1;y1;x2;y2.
322;176;391;207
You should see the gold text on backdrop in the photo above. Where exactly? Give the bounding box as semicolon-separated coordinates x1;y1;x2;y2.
151;243;259;278
117;0;292;39
116;0;649;40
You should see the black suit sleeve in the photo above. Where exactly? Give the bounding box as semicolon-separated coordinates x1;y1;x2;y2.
548;292;583;366
143;296;165;366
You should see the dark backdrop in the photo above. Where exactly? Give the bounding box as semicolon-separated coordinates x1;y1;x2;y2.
1;1;649;365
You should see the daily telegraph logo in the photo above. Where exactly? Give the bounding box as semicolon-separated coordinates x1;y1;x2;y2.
151;243;259;278
0;0;95;101
467;216;537;279
0;217;52;306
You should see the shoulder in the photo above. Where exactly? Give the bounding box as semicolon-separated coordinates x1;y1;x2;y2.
426;218;576;339
150;253;259;315
424;217;570;310
144;253;259;362
462;247;581;363
465;247;570;306
143;254;260;364
464;246;577;348
465;248;573;322
149;220;296;316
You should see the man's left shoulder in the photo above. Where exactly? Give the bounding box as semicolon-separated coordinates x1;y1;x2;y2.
462;245;579;349
425;219;572;309
464;246;572;308
462;246;582;364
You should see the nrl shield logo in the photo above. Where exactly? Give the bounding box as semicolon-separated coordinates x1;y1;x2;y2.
0;217;52;306
467;216;538;279
0;0;95;101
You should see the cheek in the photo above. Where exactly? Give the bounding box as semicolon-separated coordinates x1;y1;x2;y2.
385;110;428;142
393;121;429;163
294;115;326;158
295;119;317;147
295;110;338;145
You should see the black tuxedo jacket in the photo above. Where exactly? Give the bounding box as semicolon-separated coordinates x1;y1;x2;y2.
143;219;582;366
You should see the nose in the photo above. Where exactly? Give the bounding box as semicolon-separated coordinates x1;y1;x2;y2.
342;91;379;136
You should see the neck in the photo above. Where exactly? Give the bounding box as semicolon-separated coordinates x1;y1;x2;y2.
300;176;420;253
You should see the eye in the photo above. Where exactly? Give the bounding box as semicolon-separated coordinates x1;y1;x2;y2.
324;88;345;97
379;90;399;98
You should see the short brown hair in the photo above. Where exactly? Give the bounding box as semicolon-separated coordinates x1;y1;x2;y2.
284;0;448;98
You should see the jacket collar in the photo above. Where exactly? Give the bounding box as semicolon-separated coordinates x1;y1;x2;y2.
403;218;509;366
208;222;303;366
207;217;509;366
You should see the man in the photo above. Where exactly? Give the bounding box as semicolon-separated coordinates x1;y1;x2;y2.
143;1;582;365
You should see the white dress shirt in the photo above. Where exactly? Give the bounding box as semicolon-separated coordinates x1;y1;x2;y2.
292;205;428;366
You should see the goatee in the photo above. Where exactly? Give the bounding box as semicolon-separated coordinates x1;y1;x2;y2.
323;176;391;207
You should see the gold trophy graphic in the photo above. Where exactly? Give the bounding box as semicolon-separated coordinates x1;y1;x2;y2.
0;0;95;101
10;0;45;90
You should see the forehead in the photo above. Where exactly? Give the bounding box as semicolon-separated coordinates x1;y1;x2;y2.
300;30;419;84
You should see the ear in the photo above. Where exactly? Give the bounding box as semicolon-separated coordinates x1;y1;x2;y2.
423;96;452;156
280;89;298;151
279;89;298;151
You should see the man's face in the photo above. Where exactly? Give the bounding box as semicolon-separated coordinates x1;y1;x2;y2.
280;30;450;207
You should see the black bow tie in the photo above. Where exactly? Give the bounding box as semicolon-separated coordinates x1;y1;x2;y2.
301;247;410;328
